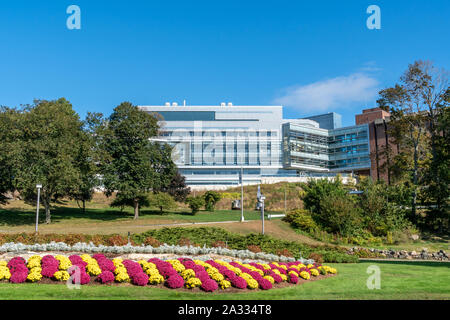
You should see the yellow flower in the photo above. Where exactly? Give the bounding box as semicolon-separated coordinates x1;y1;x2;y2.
115;272;130;283
27;271;42;282
288;270;298;277
53;271;70;281
181;269;196;280
86;263;102;276
55;256;72;271
146;268;161;277
114;266;127;275
247;279;259;289
263;275;275;284
0;266;11;280
148;274;164;285
185;277;202;289
280;274;288;281
299;271;310;280
311;269;320;277
210;272;224;282
219;279;231;290
307;264;314;269
0;261;7;267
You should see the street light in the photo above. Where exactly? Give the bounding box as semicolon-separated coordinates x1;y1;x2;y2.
35;184;42;234
257;185;265;235
239;167;244;222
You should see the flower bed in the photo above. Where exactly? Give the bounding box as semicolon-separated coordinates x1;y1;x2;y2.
0;254;337;292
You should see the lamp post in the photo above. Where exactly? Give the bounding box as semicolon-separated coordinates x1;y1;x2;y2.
257;185;265;235
35;184;42;234
240;167;244;222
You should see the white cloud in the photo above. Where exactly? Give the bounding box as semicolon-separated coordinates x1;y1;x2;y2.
273;73;379;113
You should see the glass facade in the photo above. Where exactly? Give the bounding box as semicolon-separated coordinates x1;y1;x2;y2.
139;105;371;186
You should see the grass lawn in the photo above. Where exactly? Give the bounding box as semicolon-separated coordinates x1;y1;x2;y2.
0;261;448;300
0;204;281;234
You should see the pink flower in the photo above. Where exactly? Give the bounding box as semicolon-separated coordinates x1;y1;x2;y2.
166;274;184;289
230;276;247;289
98;271;115;284
258;278;272;290
10;271;28;283
201;279;218;292
289;274;299;284
132;273;149;286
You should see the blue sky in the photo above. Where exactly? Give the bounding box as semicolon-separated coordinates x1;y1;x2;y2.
0;0;448;126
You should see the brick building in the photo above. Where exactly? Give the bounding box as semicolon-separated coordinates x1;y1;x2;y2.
355;108;395;184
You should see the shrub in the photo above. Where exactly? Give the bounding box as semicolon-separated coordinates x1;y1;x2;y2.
204;191;221;212
317;192;361;236
283;209;318;232
148;192;176;214
247;245;262;253
106;235;128;246
308;253;323;264
185;196;204;214
143;236;161;247
211;240;227;248
276;249;293;257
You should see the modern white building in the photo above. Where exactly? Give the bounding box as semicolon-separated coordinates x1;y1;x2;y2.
139;103;370;189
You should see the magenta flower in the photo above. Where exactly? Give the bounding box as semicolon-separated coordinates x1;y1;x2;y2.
166;274;184;289
132;272;149;286
201;279;218;292
230;276;247;289
98;271;115;284
289;274;299;284
258;278;272;290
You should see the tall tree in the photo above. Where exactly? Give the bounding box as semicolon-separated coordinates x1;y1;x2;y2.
377;63;431;223
160;171;191;202
99;102;176;219
0;107;23;204
15;99;86;223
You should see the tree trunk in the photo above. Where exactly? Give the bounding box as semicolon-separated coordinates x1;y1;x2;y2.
82;200;86;213
43;197;51;224
411;143;419;224
133;199;139;220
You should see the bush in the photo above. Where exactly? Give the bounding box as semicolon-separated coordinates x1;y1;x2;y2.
283;209;318;233
308;252;323;264
148;192;176;214
143;236;161;247
185;196;205;214
317;192;361;236
247;245;262;253
203;191;221;212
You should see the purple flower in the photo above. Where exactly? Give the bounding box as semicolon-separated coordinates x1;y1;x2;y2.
10;271;28;283
166;274;184;289
132;273;149;286
201;279;218;292
230;276;247;289
98;271;115;284
258;278;272;290
289;274;299;284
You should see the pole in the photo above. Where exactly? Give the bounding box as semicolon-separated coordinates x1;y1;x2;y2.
35;187;41;234
261;199;265;235
240;166;244;222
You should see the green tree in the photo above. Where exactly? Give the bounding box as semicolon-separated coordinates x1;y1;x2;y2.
0;107;23;204
14;99;86;223
185;196;204;215
204;191;221;212
148;192;176;213
98;102;176;219
68;116;100;212
319;192;361;236
377;63;431;223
